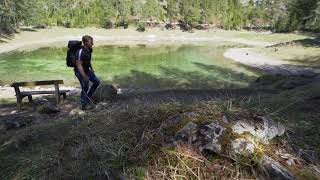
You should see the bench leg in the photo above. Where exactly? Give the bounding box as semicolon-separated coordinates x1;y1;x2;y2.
28;95;33;103
16;96;22;110
54;92;61;105
54;83;60;106
62;93;67;99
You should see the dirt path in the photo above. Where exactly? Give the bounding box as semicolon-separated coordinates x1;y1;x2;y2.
224;48;320;75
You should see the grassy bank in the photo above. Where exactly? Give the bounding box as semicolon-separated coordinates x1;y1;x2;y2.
1;74;320;179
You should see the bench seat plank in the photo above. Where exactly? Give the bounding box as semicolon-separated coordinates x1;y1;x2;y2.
12;80;64;87
20;90;69;96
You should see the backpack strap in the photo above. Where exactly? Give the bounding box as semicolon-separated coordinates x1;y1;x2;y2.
78;48;83;61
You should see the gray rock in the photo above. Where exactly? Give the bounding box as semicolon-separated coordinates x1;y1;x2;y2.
1;114;35;131
175;122;198;144
93;84;117;102
232;116;285;144
198;122;226;153
158;115;183;133
36;102;60;114
157;112;198;134
95;102;110;110
230;138;255;157
222;114;229;123
34;99;60;114
163;137;178;148
260;155;294;180
5;120;21;129
10;110;17;115
69;108;86;116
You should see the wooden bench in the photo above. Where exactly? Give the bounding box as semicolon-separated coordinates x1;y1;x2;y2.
11;80;70;109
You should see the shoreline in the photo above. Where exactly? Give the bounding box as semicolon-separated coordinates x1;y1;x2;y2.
223;48;320;76
0;27;275;54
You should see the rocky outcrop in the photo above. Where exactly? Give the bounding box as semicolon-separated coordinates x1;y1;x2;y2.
158;113;297;180
232;116;285;144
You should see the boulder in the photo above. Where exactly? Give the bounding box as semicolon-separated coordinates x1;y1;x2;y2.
232;116;285;144
260;155;294;180
158;115;183;133
36;102;60;114
93;84;117;102
198;122;226;154
230;138;255;157
157;112;197;134
69;108;86;116
164;115;295;180
0;113;36;131
174;121;226;154
165;23;175;30
175;122;198;144
34;99;60;114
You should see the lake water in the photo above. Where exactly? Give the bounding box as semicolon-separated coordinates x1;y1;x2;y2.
0;44;259;89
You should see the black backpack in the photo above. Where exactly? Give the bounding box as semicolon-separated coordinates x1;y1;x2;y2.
66;40;82;67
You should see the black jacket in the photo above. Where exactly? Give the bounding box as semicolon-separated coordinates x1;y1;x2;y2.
75;46;92;74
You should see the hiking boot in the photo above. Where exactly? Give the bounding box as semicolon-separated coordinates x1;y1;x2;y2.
81;104;95;110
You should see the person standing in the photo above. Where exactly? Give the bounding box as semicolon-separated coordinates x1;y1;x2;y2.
75;35;100;110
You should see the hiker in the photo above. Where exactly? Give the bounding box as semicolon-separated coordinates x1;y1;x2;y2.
75;35;100;109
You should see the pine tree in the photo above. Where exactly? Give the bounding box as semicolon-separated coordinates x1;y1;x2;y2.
143;0;165;21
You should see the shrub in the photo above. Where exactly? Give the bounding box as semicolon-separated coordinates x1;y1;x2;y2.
136;22;146;32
